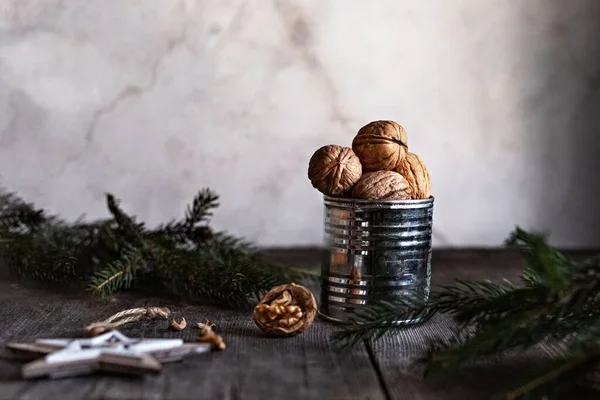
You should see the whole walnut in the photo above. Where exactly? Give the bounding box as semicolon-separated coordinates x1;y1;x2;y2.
253;283;317;337
308;145;362;197
396;152;432;200
352;171;411;200
352;120;409;172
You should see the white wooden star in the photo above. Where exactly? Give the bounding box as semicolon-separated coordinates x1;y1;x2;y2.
6;330;210;379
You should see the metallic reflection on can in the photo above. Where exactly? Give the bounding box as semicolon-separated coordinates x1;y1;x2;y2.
318;195;434;323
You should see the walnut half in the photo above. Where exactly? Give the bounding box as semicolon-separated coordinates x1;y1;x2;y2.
253;283;317;337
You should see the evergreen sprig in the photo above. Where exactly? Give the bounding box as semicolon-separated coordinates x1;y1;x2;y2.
0;187;317;308
332;227;600;399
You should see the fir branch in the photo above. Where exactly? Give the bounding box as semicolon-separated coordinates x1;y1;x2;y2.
183;188;219;227
211;231;256;253
332;279;518;350
505;227;574;291
425;259;600;377
332;227;600;398
0;189;47;230
153;188;218;246
88;245;142;296
494;348;600;400
0;187;314;308
105;194;146;247
332;298;434;350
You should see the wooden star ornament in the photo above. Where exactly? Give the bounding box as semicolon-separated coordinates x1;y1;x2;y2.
5;330;210;379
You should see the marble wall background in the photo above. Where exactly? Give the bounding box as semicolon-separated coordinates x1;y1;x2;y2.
0;0;599;248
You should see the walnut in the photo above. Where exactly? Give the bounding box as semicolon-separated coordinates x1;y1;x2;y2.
308;145;362;197
352;171;411;200
352;120;409;172
253;283;317;337
396;152;432;199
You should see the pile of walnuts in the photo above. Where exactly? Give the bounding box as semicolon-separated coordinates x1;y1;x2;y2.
307;120;432;200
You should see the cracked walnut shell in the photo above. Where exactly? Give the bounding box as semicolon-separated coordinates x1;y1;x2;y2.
170;318;187;331
352;120;409;172
253;283;317;337
396;152;432;200
308;145;362;197
352;171;411;200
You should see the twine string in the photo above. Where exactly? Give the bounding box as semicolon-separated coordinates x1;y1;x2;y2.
84;307;170;336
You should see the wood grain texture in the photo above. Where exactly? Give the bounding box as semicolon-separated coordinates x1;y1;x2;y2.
1;249;599;400
0;284;384;400
367;250;599;400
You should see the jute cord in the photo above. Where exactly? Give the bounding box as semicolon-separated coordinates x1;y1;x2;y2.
84;307;171;337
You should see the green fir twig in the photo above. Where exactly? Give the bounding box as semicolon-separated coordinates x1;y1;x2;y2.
0;187;316;308
332;227;600;398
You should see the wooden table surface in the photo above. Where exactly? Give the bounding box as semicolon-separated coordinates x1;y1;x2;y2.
0;249;598;400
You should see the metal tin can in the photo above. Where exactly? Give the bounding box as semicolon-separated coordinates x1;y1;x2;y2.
318;195;434;323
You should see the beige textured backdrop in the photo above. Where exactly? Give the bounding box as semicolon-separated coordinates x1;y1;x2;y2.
1;0;599;248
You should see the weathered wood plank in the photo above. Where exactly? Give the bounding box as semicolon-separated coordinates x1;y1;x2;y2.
367;250;600;400
107;302;386;400
2;249;599;400
0;283;143;400
368;328;600;400
0;284;386;400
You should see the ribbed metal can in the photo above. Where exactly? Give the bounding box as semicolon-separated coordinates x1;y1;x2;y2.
318;195;434;323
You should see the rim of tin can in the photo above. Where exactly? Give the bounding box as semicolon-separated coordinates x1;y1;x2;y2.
323;195;434;205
